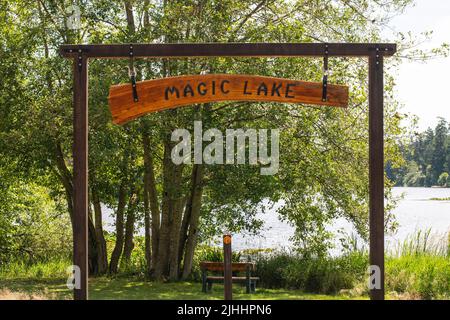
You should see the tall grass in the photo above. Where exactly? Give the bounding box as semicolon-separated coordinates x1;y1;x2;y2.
385;229;450;299
386;254;450;299
390;229;449;257
0;258;71;280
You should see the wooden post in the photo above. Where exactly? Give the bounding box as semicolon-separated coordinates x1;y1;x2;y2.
369;49;385;300
223;234;232;300
73;51;89;300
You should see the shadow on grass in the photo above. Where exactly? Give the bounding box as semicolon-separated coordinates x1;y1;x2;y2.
0;277;361;300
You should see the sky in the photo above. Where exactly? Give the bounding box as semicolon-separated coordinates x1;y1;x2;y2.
387;0;450;131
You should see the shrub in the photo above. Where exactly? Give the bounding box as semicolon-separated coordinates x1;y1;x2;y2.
254;250;368;294
253;251;293;289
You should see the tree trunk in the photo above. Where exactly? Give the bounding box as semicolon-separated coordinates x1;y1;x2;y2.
92;188;108;275
87;208;99;275
181;164;204;279
154;137;184;280
141;3;153;275
109;181;127;274
142;125;153;276
168;180;184;280
124;0;136;34
178;164;203;275
154;140;173;280
122;191;138;264
142;127;160;273
54;142;74;224
143;169;152;276
178;194;191;272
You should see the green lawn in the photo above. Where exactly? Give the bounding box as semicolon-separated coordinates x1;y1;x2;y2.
0;277;364;300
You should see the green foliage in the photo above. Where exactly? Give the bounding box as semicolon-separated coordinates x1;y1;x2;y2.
252;230;450;298
402;161;425;187
254;251;368;294
385;230;449;299
118;237;148;277
386;255;450;299
0;258;70;280
195;245;241;263
0;176;71;265
390;118;450;187
437;172;449;187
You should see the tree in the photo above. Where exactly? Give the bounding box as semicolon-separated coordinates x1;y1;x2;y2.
437;172;449;187
431;118;449;183
394;120;449;187
403;161;425;187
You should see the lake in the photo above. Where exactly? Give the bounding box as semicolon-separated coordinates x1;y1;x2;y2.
231;187;450;251
104;187;450;252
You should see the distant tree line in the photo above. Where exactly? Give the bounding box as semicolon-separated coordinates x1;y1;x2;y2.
387;118;450;187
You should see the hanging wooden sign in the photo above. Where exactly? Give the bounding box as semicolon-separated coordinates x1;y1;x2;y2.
108;74;348;125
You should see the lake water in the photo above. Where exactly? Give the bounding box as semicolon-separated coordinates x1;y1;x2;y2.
231;187;450;251
104;187;450;252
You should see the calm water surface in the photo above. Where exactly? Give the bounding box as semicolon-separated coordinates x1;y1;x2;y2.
232;187;450;251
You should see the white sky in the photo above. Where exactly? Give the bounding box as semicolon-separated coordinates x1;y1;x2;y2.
388;0;450;131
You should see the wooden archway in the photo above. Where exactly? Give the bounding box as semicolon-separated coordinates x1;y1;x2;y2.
60;42;396;300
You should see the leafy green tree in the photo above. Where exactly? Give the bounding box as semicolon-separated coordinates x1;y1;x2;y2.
395;119;449;187
402;161;425;187
0;165;71;264
437;172;448;187
431;118;449;182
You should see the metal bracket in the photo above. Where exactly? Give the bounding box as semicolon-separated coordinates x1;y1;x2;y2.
375;46;381;69
129;44;139;103
77;50;83;72
78;49;85;72
322;44;329;102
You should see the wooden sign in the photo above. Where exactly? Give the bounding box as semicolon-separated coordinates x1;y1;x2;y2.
108;74;348;124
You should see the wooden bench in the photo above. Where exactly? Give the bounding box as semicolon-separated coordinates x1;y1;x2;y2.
200;261;259;293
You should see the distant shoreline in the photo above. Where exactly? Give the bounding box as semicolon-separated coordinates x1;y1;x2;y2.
429;197;450;201
393;186;449;189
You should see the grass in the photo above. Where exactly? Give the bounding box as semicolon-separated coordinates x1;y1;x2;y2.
0;277;361;300
389;229;449;257
0;259;70;280
386;254;450;299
